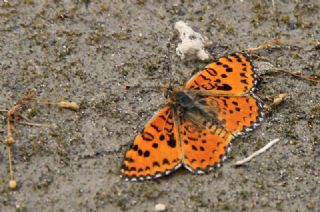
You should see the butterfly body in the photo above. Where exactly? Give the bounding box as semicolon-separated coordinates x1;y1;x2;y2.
169;89;222;131
121;52;265;181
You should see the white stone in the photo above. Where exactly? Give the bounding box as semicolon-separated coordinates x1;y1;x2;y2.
174;21;209;61
155;203;166;211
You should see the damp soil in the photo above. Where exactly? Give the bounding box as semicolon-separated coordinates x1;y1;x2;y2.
0;1;319;211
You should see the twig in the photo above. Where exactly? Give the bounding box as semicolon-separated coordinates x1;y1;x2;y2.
234;138;280;166
246;37;281;53
5;121;16;189
1;90;78;189
275;68;320;83
36;100;80;111
1;91;37;189
7;145;14;181
19;121;57;128
272;0;275;13
19;114;32;122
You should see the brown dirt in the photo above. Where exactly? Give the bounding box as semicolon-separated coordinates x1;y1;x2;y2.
0;0;319;211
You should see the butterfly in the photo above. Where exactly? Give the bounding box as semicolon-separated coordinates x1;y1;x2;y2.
121;52;265;181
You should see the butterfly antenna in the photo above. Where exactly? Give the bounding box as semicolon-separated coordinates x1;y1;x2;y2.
165;42;173;74
161;42;174;98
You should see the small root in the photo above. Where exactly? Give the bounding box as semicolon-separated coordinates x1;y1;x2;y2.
234;138;280;166
274;68;320;83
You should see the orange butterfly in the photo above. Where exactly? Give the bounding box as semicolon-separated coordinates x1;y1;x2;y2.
121;52;264;181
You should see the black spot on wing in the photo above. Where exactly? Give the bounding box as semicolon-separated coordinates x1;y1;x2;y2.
159;115;166;121
129;167;136;171
200;74;210;81
241;79;248;85
132;145;138;151
153;161;160;167
144;151;150;157
240;73;247;78
205;68;218;76
125;157;135;163
159;134;165;141
167;134;176;148
217;84;232;91
163;158;170;165
221;74;227;78
226;67;233;72
202;83;215;90
141;131;154;141
150;124;160;132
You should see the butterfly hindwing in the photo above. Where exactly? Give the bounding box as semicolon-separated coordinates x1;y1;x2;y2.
121;105;182;180
194;94;265;135
179;118;233;173
121;52;265;180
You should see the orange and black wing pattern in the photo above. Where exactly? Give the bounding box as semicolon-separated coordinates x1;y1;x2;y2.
121;52;264;180
121;105;182;181
184;52;257;95
197;95;264;135
179;118;233;173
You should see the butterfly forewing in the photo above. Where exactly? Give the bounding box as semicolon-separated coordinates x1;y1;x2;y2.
121;105;182;180
184;52;256;95
121;52;264;180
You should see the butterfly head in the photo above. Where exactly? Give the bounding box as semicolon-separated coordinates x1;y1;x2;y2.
164;85;173;99
161;82;175;99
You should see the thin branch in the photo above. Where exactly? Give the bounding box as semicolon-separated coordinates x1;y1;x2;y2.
234;138;280;166
246;37;281;53
19;121;57;128
19;114;32;122
275;68;320;83
7;145;14;180
272;0;275;13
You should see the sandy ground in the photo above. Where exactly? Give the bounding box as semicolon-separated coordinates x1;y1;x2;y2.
0;0;319;211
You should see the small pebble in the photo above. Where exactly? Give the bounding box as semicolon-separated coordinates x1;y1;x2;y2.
9;180;17;189
273;93;286;106
174;21;209;61
58;101;80;111
5;136;15;145
155;203;166;211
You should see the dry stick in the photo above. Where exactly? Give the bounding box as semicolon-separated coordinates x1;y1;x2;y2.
234;138;280;166
36;100;80;111
18;114;32;122
7;145;14;181
6;119;15;186
272;0;275;13
246;37;281;53
2;92;36;189
246;39;319;84
18;114;55;128
2;93;78;189
275;68;320;83
19;121;56;128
